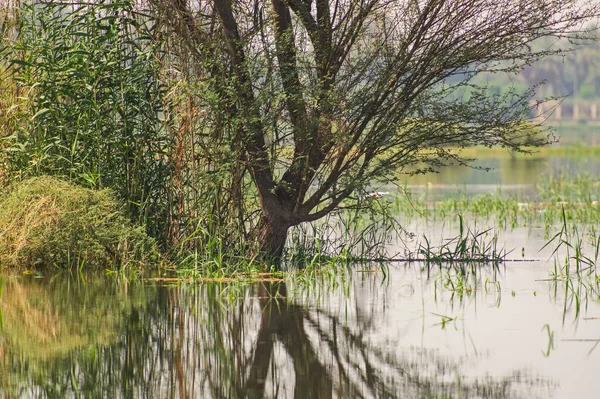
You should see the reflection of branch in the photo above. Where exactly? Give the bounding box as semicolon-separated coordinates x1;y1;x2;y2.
242;282;420;398
174;293;190;399
174;339;189;399
6;279;555;398
279;308;333;399
305;308;401;398
244;284;276;397
203;295;251;398
243;282;334;398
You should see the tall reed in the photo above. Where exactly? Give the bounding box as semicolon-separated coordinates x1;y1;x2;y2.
2;0;172;240
0;0;20;185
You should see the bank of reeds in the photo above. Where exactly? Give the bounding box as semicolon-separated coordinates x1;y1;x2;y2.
0;1;274;271
1;1;173;241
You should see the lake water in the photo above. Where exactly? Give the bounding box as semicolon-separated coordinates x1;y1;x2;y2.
0;154;598;398
396;153;600;200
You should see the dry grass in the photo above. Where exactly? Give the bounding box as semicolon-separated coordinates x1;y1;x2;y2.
0;1;21;186
0;176;159;269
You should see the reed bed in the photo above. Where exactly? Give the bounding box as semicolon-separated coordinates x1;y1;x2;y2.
392;174;600;230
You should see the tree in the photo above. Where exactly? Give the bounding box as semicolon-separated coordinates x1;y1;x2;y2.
152;0;599;261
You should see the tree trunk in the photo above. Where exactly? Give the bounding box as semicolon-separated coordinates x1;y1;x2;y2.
256;209;292;263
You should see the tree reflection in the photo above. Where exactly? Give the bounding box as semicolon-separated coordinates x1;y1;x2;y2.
0;276;551;398
244;283;332;399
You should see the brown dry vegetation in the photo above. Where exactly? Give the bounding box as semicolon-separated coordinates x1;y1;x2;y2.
0;176;159;269
0;1;20;186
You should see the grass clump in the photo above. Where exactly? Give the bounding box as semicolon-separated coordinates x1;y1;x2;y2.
0;176;159;270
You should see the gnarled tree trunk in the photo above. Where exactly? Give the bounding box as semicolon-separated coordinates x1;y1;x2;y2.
256;199;294;262
161;0;600;266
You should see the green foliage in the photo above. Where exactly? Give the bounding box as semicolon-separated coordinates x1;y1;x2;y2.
542;209;600;321
537;174;599;203
0;176;159;270
1;0;171;238
286;195;402;265
418;216;507;264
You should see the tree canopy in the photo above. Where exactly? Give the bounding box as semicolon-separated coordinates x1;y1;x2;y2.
151;0;598;260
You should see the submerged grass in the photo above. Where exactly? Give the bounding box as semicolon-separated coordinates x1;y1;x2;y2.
545;208;600;320
392;174;600;230
410;215;506;301
433;262;502;304
380;174;599;300
417;215;508;264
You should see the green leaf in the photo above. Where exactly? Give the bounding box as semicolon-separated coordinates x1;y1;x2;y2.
9;59;33;68
31;108;51;120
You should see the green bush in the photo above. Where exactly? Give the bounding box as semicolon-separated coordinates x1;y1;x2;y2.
0;176;159;270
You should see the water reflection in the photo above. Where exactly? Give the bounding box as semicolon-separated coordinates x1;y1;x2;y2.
400;155;600;200
0;271;564;398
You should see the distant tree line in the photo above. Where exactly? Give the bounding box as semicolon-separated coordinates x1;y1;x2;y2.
474;35;600;102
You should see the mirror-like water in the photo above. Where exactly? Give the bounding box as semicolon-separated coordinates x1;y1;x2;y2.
1;256;597;398
1;154;598;399
397;155;600;199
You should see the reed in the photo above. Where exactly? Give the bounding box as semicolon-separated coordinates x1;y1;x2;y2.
416;215;508;264
0;1;176;241
544;207;599;319
434;266;501;303
392;173;600;230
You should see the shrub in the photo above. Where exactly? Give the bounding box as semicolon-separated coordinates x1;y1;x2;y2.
0;176;159;270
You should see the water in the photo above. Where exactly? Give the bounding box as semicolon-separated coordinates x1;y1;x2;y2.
394;154;600;200
1;155;599;399
1;256;597;398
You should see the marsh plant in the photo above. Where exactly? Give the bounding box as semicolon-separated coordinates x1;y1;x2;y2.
2;1;172;240
286;196;404;265
392;174;600;232
416;216;508;264
544;208;600;319
433;262;502;304
0;176;158;270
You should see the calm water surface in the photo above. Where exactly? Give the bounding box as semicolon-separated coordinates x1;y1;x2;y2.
398;154;600;199
0;155;598;398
